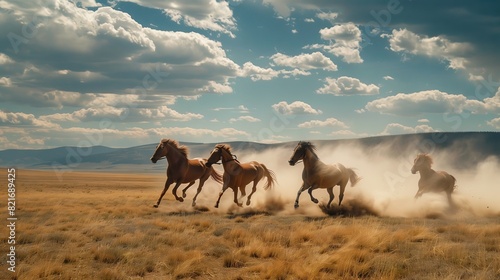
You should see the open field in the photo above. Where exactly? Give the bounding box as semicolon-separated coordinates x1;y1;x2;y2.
1;169;500;280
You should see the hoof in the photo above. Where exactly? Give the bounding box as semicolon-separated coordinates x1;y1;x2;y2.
177;197;184;202
294;204;299;209
312;199;319;204
153;204;159;208
214;204;219;208
237;203;243;207
192;202;196;207
182;193;187;198
246;200;251;206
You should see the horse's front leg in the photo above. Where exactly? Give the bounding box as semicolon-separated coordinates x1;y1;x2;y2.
171;181;184;202
308;185;319;204
181;181;196;198
215;181;230;208
154;179;173;208
238;185;247;201
233;186;243;207
414;188;423;199
294;182;308;209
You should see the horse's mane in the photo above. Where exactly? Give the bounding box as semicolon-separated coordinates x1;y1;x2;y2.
161;138;189;157
299;141;319;159
215;143;232;153
416;153;433;167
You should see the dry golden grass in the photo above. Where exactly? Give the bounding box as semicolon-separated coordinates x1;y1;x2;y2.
1;169;500;279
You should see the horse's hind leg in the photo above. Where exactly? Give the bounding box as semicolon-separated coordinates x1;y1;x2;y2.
191;180;206;207
171;182;184;202
326;187;335;208
154;179;173;208
338;183;347;206
246;180;258;206
181;181;196;199
308;186;319;204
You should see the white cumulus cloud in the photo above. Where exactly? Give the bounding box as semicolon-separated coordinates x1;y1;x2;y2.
316;12;338;22
240;62;280;81
272;101;322;115
384;28;477;77
120;0;237;37
229;116;261;123
317;76;379;95
0;0;240;106
381;123;438;135
0;110;60;128
318;23;363;63
0;77;12;87
271;52;337;71
487;118;500;129
41;105;203;123
298;117;348;129
363;89;500;116
0;53;14;64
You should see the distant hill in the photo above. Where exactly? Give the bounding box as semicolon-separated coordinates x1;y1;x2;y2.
0;145;117;167
0;132;498;171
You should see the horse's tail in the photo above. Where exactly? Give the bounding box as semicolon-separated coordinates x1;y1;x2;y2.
347;168;361;187
261;164;277;191
209;167;223;185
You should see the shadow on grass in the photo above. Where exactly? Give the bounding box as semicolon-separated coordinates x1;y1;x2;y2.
164;205;210;216
226;208;272;219
318;199;379;217
226;194;288;219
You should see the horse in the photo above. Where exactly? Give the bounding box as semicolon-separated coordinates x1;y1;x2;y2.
205;144;277;208
411;153;456;204
150;138;223;208
288;141;361;208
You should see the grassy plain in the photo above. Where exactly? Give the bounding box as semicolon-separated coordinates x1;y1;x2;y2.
1;169;500;280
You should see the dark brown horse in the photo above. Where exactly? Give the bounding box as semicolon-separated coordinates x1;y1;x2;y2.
288;141;361;208
411;153;456;204
150;139;222;208
205;144;277;208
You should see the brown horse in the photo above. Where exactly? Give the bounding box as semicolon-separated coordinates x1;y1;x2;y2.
150;139;223;208
205;144;277;208
288;141;361;208
411;153;456;204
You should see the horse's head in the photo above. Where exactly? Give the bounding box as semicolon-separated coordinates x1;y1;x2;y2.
206;146;223;168
150;140;169;163
411;153;433;174
289;141;311;166
206;144;233;167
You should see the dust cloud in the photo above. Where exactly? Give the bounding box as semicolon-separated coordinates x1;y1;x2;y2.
162;140;500;219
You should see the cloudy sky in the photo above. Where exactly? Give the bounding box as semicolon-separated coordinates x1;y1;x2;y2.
1;0;499;149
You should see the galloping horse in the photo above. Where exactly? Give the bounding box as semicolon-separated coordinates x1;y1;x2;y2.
150;139;223;208
411;153;456;204
205;144;277;208
288;141;361;208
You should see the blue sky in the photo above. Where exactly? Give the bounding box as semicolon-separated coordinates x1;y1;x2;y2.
0;0;499;149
